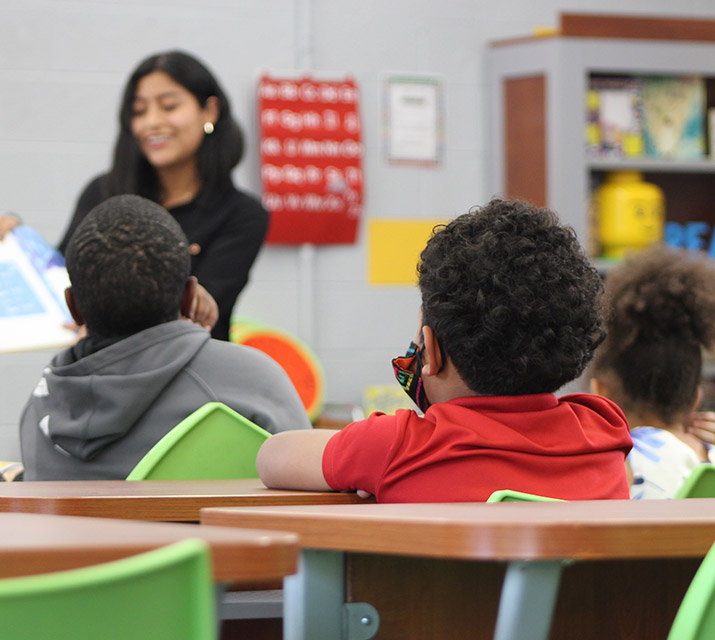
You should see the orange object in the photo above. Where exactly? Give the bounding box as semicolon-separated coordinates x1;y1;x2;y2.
230;321;325;422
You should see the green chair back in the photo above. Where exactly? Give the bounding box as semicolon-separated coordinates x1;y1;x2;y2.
675;464;715;499
127;402;270;480
668;541;715;640
0;539;215;640
487;489;564;503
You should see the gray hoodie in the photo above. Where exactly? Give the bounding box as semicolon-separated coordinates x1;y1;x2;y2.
20;320;312;480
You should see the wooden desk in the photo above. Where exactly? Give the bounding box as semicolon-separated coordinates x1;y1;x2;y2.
0;479;368;521
0;511;297;585
202;499;715;640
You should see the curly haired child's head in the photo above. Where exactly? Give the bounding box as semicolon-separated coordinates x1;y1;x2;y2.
418;198;604;395
591;245;715;424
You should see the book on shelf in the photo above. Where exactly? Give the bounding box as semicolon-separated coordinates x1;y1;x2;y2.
586;75;709;161
641;76;706;159
0;226;75;353
586;76;644;158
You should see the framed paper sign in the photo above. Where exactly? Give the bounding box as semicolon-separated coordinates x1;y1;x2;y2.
383;75;444;165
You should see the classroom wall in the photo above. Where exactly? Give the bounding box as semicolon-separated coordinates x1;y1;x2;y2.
2;0;714;459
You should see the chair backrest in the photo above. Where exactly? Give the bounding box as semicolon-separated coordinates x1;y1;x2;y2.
0;539;215;640
675;464;715;499
126;402;270;480
668;541;715;640
487;489;564;503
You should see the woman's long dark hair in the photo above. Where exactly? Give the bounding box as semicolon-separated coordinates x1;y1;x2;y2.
105;50;244;202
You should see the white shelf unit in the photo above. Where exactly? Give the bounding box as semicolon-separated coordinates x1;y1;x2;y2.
487;36;715;252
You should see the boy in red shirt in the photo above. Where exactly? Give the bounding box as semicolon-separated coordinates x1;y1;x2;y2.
257;199;632;501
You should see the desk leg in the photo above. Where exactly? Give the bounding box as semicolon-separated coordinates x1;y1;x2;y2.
284;548;345;640
492;560;563;640
215;583;227;638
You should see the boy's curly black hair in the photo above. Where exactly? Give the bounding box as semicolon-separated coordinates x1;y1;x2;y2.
418;198;604;395
591;245;715;424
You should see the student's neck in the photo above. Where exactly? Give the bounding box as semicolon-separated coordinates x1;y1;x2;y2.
625;409;678;432
426;362;480;404
157;164;202;209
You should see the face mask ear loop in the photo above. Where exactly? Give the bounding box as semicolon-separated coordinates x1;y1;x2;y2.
426;333;447;375
415;347;424;376
438;342;447;374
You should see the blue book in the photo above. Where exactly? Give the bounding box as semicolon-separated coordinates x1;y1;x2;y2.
0;226;75;352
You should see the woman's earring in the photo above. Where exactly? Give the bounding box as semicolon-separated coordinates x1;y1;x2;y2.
203;121;215;135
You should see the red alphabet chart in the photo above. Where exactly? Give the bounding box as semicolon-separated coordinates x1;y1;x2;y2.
258;74;363;244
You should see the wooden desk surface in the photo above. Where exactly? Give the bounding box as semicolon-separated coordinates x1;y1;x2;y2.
201;499;715;560
204;500;715;639
0;512;298;583
0;479;368;521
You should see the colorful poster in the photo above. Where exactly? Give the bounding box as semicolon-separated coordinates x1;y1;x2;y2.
258;74;363;244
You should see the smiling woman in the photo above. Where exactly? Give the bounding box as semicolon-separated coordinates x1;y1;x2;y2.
55;51;269;341
130;71;219;199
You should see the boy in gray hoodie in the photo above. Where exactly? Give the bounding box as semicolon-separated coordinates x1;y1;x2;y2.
20;195;310;480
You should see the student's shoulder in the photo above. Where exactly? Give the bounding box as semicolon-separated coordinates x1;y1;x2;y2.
629;425;673;447
560;392;628;425
192;338;289;380
339;408;418;439
196;336;273;361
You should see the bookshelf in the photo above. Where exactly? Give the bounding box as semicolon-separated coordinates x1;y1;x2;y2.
487;13;715;257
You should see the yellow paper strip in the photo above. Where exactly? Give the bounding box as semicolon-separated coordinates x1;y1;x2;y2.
368;218;448;285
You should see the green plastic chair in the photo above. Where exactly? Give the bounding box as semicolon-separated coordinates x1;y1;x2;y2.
127;402;270;480
0;538;216;640
675;464;715;499
668;540;715;640
487;489;564;502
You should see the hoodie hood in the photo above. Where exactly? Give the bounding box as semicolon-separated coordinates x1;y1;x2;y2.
28;320;210;460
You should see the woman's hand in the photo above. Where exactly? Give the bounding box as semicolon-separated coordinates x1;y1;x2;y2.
0;213;21;240
184;282;219;332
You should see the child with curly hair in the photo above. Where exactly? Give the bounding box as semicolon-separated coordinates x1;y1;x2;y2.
257;199;633;502
590;245;715;499
257;200;631;502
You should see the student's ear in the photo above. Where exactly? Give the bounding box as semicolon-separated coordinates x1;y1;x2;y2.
64;287;84;326
694;386;704;411
180;276;199;319
420;325;443;377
